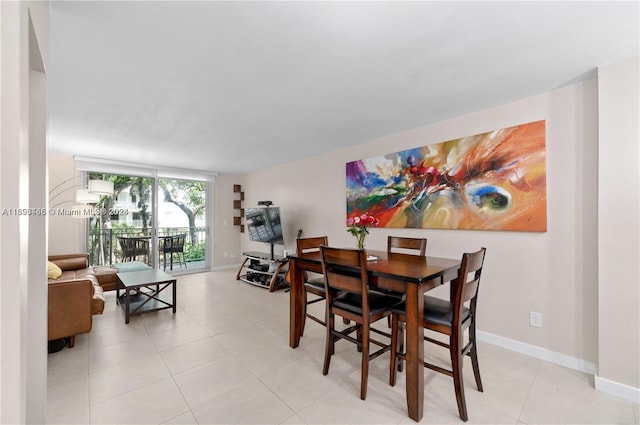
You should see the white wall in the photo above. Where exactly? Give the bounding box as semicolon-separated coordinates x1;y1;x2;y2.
243;79;601;369
48;152;86;254
212;173;244;268
597;57;640;394
0;1;49;423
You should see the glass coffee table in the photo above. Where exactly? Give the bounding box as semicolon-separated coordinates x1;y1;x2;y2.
116;269;177;324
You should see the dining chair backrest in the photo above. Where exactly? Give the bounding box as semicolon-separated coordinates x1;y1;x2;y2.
294;236;330;334
387;236;427;256
296;236;328;255
453;247;486;326
320;246;369;296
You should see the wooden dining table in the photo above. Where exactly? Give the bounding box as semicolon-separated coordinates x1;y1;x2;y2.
287;249;460;422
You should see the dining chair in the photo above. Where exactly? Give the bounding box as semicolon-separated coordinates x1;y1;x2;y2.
296;236;329;335
389;247;487;422
320;246;400;400
382;236;428;330
387;236;427;256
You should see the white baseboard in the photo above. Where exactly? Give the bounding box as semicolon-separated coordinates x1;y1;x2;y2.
477;330;597;375
477;330;640;404
595;376;640;404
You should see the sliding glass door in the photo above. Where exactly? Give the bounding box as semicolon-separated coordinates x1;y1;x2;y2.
86;171;209;272
88;172;154;266
157;177;207;270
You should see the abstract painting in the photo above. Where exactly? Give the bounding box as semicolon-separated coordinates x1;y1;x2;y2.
346;120;547;232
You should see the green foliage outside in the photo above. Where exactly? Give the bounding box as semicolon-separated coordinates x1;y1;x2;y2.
184;241;206;261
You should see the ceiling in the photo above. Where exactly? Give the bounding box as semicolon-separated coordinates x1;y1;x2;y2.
48;1;639;174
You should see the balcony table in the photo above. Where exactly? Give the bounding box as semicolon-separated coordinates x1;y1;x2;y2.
287;249;460;422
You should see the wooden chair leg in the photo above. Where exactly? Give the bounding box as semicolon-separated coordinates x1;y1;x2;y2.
323;314;334;376
451;336;468;422
470;344;483;392
470;325;483;392
389;314;399;386
301;291;307;337
356;325;363;352
360;326;369;400
397;322;404;372
67;335;75;348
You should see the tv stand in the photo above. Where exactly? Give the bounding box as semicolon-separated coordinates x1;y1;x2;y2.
236;251;289;292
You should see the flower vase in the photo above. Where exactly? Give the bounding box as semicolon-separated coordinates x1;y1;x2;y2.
356;233;366;250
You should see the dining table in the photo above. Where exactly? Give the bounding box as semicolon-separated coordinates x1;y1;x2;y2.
287;248;461;422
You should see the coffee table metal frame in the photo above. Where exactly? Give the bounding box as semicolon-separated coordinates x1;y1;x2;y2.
116;269;177;324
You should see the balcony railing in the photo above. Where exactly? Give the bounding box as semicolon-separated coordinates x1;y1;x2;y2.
88;227;207;267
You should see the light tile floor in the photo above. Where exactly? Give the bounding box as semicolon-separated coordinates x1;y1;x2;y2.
47;270;639;425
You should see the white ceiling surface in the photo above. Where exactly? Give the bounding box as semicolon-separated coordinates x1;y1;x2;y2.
48;1;639;174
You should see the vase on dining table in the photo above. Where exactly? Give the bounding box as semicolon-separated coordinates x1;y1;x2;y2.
347;212;379;251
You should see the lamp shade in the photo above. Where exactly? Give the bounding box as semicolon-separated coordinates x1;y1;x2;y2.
76;189;101;204
88;180;114;196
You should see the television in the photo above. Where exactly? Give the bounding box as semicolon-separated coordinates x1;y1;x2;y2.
245;207;284;259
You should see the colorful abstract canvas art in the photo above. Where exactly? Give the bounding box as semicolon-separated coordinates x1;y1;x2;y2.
346;120;547;232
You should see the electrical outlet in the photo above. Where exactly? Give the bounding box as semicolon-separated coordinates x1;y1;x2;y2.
530;311;542;328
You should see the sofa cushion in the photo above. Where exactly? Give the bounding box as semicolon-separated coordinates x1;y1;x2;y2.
55;269;86;282
54;256;89;271
47;261;62;279
91;266;118;291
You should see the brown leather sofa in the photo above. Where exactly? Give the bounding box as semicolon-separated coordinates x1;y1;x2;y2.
47;253;116;348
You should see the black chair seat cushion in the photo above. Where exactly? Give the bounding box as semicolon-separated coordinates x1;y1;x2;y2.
304;277;326;292
333;292;400;316
391;296;470;327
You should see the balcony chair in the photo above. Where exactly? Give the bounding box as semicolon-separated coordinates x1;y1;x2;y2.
117;236;149;264
160;234;187;270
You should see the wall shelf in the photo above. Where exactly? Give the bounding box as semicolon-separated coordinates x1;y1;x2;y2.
233;184;244;232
